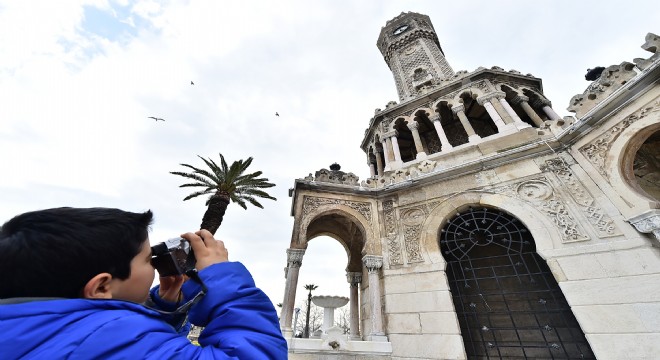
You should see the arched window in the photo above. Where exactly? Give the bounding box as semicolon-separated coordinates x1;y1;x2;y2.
440;207;595;359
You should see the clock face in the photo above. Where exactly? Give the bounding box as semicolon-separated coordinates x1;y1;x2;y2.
393;24;409;35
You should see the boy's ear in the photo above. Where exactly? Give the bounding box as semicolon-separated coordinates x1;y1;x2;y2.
82;273;114;299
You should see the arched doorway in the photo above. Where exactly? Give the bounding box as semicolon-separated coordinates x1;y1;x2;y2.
440;206;594;359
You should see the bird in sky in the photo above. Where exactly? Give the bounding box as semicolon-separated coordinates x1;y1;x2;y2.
148;116;165;121
191;81;194;85
275;112;279;116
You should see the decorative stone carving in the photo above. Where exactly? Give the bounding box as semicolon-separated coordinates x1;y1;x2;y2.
579;100;660;177
383;200;402;266
418;159;437;174
403;224;424;262
309;168;360;186
302;196;372;225
628;209;660;240
392;169;410;183
567;62;637;118
286;248;305;268
401;208;425;226
346;271;363;286
362;255;384;273
473;80;492;94
515;180;590;243
634;33;660;70
541;158;620;237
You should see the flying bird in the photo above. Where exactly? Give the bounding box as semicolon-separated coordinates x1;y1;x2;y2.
275;112;279;117
191;81;194;85
148;116;165;121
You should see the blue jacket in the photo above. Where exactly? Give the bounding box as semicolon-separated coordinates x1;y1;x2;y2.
0;262;288;359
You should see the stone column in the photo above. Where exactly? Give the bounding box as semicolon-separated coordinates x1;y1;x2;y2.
532;97;561;120
375;148;384;176
280;248;305;336
430;114;453;151
451;105;481;143
369;162;376;178
381;139;390;171
406;121;427;159
512;95;544;127
499;97;530;129
390;134;403;163
383;130;402;169
489;91;513;125
477;96;507;132
346;271;362;340
362;255;387;341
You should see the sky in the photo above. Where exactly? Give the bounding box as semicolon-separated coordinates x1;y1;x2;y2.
1;0;658;313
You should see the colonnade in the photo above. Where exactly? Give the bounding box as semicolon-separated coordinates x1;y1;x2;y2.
280;248;386;341
369;91;560;175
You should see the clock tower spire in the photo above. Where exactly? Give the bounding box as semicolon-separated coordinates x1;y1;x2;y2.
377;12;455;101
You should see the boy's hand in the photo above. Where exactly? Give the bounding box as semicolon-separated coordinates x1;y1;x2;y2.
181;229;228;271
158;275;184;302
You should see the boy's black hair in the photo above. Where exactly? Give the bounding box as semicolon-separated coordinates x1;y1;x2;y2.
0;207;153;299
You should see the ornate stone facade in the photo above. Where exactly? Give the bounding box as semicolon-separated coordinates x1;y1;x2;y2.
284;15;660;359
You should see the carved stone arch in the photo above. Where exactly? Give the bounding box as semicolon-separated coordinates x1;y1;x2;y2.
431;99;467;146
306;231;352;271
411;107;442;154
498;83;522;96
451;88;483;105
419;192;562;268
456;87;499;138
392;115;417;162
432;98;457;112
608;113;660;207
299;204;379;271
522;87;551;120
386;115;410;132
501;84;537;127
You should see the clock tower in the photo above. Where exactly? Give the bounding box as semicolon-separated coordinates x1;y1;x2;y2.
377;12;455;101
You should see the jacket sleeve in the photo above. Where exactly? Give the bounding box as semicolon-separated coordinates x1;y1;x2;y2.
71;262;287;360
182;261;288;359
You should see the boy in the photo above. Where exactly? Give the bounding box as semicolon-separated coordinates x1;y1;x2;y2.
0;207;287;359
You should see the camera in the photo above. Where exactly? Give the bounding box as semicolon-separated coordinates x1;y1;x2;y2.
151;237;196;276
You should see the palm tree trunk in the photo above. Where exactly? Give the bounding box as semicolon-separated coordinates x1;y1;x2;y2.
200;195;230;235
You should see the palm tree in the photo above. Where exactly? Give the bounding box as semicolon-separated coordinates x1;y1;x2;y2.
303;284;318;338
170;153;276;235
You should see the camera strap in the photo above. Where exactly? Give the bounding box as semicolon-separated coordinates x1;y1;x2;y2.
145;269;208;331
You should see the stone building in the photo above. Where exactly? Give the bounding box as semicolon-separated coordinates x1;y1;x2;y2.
280;12;660;359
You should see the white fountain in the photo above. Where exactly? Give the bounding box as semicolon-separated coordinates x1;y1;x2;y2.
287;294;391;358
311;295;349;334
